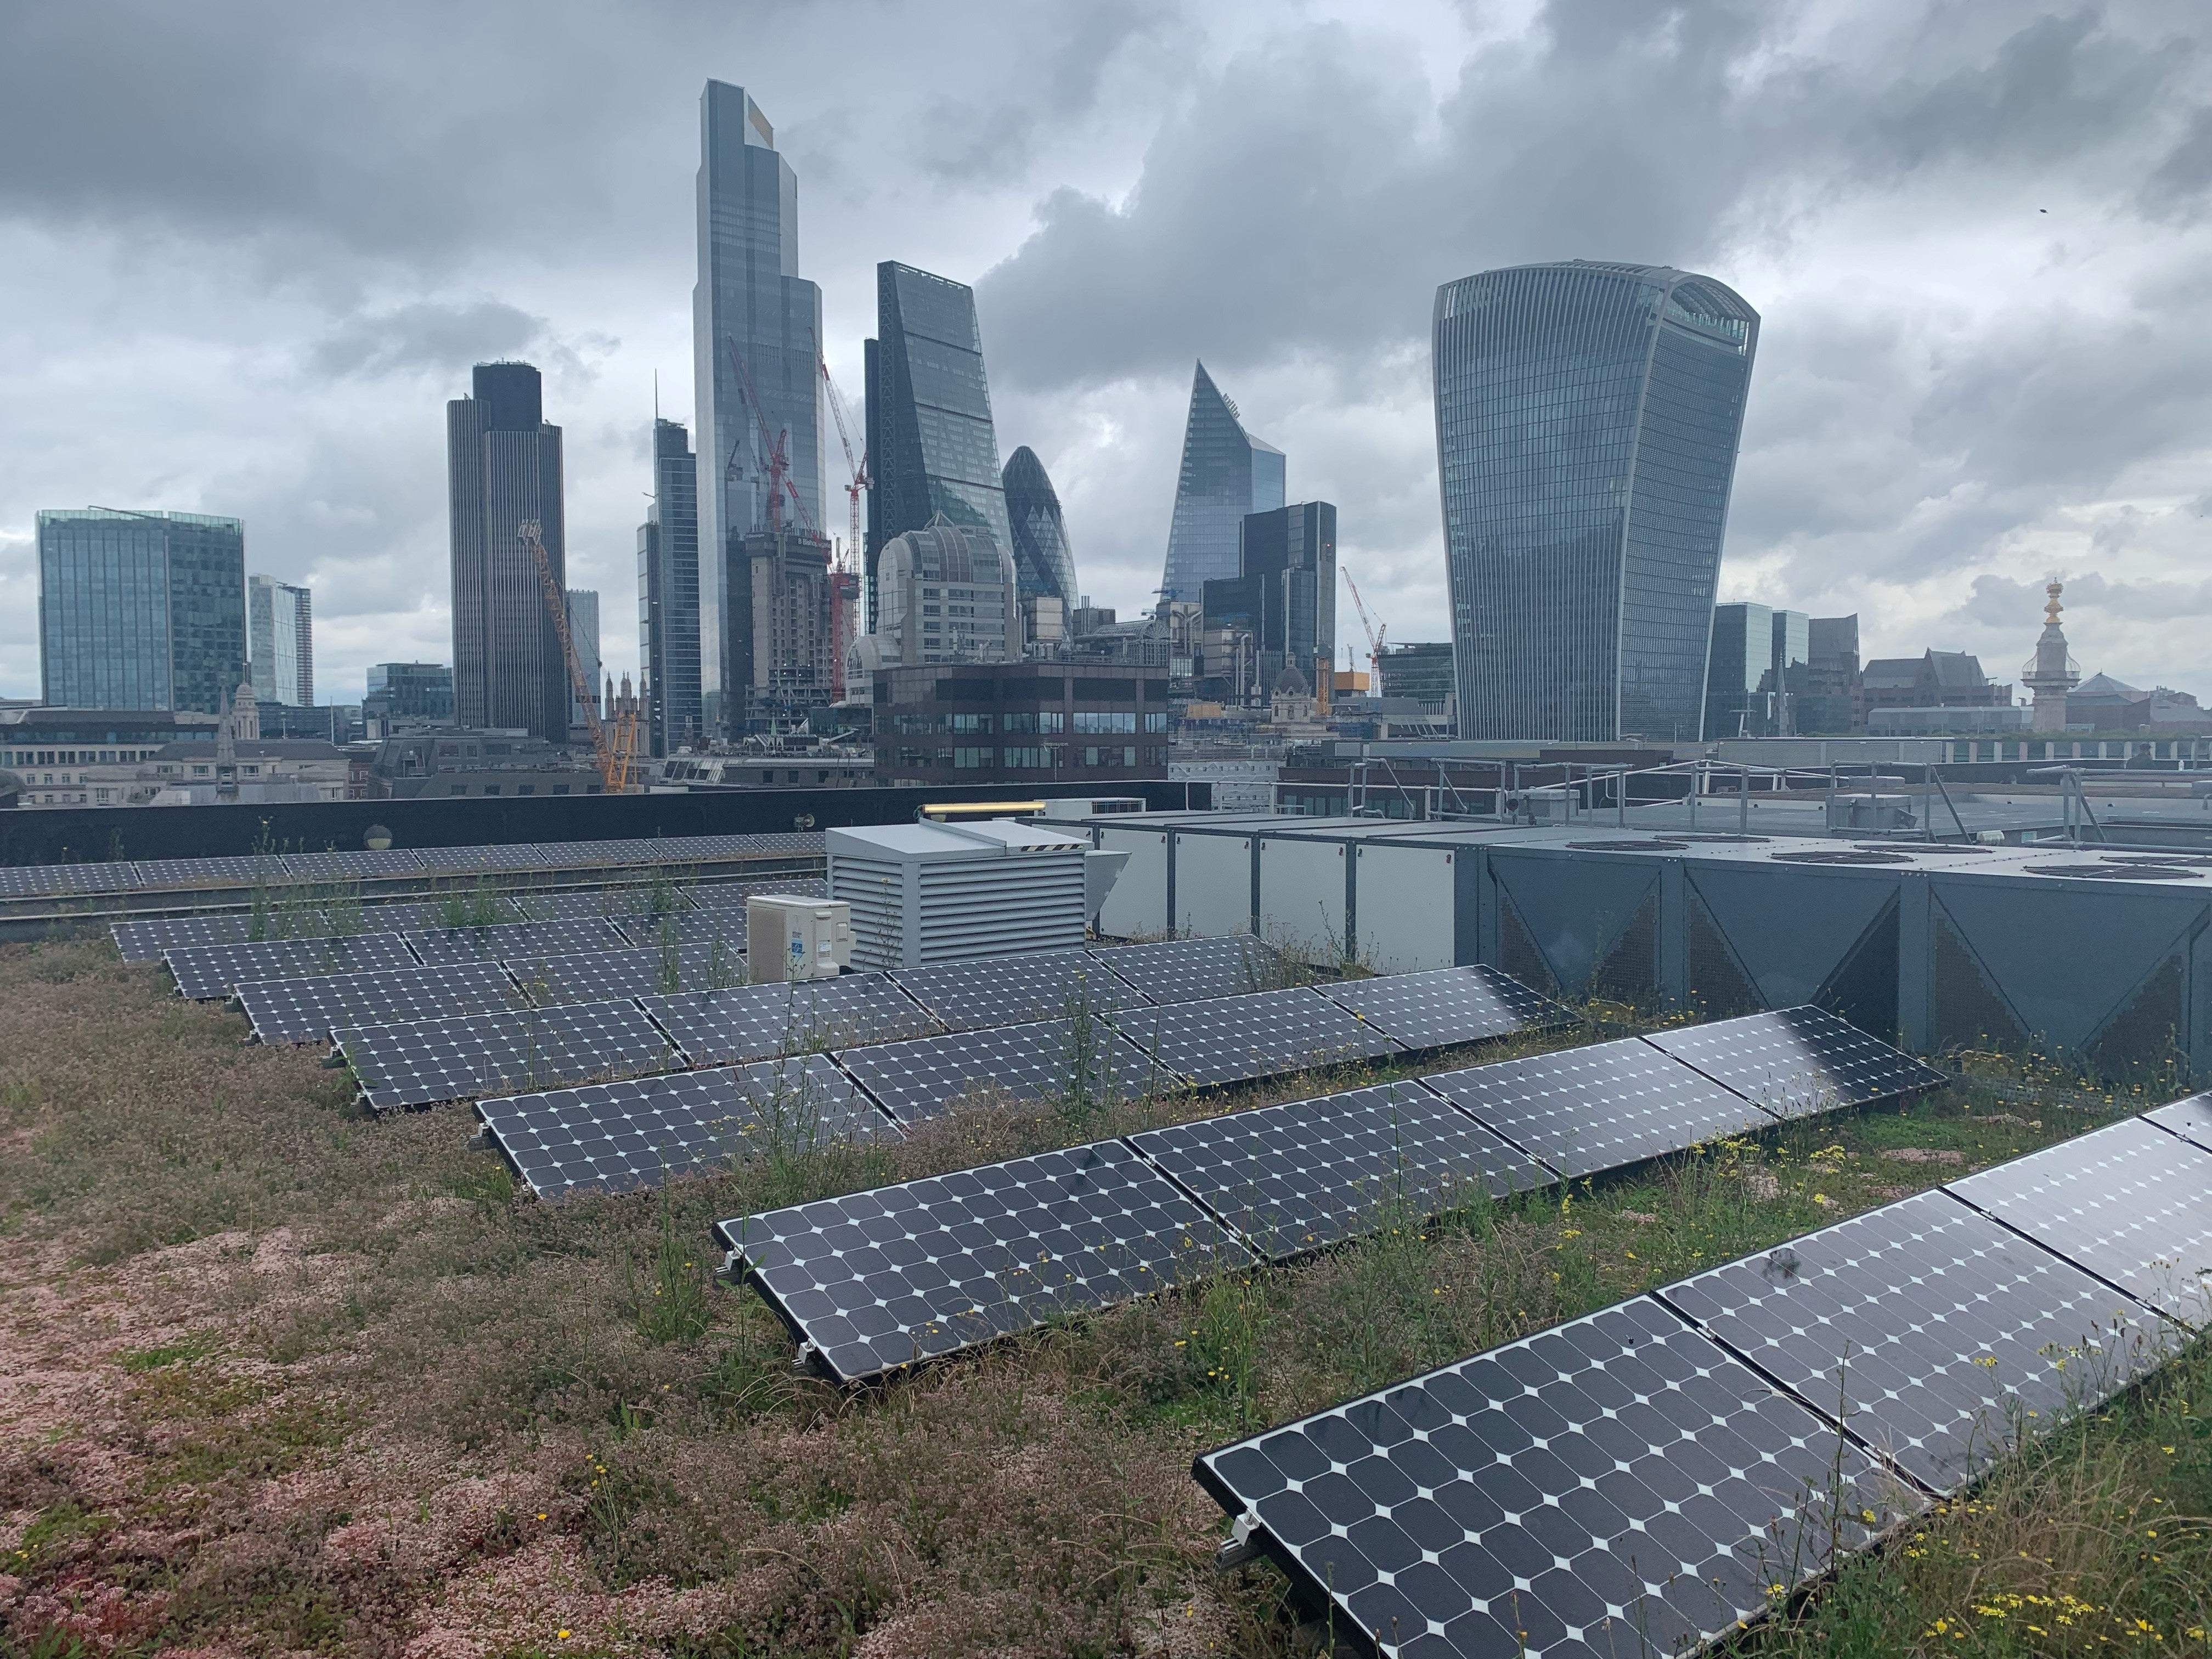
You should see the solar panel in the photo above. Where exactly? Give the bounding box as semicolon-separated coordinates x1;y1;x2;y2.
1317;966;1571;1053
503;940;750;1005
1641;1006;1948;1117
835;1017;1169;1125
1111;986;1401;1088
415;843;550;872
1657;1189;2176;1494
236;961;522;1045
133;855;289;889
1421;1037;1773;1179
1130;1080;1554;1260
1089;935;1287;1005
113;902;446;960
510;888;667;922
477;1053;899;1199
163;930;421;1002
280;849;426;880
610;908;748;949
1945;1119;2212;1328
889;947;1150;1031
336;998;681;1111
1194;1297;1910;1659
690;876;830;907
0;861;142;898
114;913;257;960
640;975;941;1066
407;917;634;967
714;1138;1254;1383
672;831;827;857
2146;1093;2212;1155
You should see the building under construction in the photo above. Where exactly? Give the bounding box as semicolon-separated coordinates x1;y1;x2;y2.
736;525;839;722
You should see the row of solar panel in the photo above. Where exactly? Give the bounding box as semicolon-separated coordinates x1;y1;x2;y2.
342;936;1515;1113
115;874;811;963
701;1005;1944;1385
1193;1097;2212;1659
1;830;826;901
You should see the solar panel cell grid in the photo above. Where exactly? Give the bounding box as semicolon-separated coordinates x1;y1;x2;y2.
408;917;635;965
1945;1119;2212;1328
114;903;448;960
889;947;1149;1031
1130;1080;1554;1260
415;844;551;872
689;876;829;908
1657;1189;2176;1494
2146;1093;2212;1156
134;855;290;889
1422;1036;1773;1179
1111;985;1401;1088
338;998;682;1111
236;961;522;1045
611;908;748;948
1642;1006;1947;1116
1195;1297;1911;1659
280;849;426;880
1316;965;1572;1053
505;940;749;1005
478;1054;897;1199
1088;935;1286;1005
836;1018;1169;1125
165;931;422;1002
0;862;143;898
714;1138;1254;1383
640;975;940;1066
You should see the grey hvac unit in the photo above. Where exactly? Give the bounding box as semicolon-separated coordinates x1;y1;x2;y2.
827;820;1119;969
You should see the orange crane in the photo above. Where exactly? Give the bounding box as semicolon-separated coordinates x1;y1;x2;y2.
727;340;814;535
517;518;639;791
1340;565;1387;682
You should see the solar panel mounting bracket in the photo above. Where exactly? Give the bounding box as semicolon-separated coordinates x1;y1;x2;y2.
1213;1512;1262;1572
791;1338;822;1376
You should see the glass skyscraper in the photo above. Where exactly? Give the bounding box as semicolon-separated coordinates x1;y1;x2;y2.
37;508;246;714
448;360;568;743
1159;361;1284;606
693;81;822;733
638;417;702;755
1432;261;1759;742
1001;445;1077;604
865;262;1013;629
248;574;314;707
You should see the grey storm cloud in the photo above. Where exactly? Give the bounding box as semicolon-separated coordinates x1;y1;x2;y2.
309;301;551;380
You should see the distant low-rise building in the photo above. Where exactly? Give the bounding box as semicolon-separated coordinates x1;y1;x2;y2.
2065;674;2212;732
872;662;1168;786
369;728;602;798
1859;650;2012;723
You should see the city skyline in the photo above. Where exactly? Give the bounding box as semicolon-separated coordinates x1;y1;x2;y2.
1;5;2207;711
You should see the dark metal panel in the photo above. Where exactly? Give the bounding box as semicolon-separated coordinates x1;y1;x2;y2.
1486;851;1658;1002
1687;863;1899;1011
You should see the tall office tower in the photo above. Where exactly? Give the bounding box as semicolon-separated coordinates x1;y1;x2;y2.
36;508;247;714
1704;602;1773;740
1200;501;1337;692
448;360;569;744
637;417;703;756
1159;362;1285;606
1768;607;1809;736
865;262;1013;629
565;589;600;730
247;575;314;706
365;662;455;723
1433;262;1758;742
1001;445;1079;606
1803;614;1861;734
693;80;823;735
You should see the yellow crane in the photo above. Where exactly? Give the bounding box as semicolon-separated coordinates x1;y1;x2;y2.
517;518;640;792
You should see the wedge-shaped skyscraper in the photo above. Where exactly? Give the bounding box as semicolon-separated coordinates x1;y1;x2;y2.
865;263;1013;627
693;81;823;733
1159;362;1284;606
1001;445;1077;605
1434;261;1758;742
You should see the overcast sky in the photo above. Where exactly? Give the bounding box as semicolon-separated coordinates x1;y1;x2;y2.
2;0;2207;708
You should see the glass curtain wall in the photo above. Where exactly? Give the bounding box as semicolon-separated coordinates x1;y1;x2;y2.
1159;361;1284;606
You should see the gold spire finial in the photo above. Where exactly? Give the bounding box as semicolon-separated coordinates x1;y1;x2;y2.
2044;579;2063;626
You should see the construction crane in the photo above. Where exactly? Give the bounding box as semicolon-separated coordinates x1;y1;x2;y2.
1340;565;1388;682
728;340;814;535
814;336;867;699
517;519;639;792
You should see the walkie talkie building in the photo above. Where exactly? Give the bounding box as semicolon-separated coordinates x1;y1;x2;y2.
1433;262;1758;742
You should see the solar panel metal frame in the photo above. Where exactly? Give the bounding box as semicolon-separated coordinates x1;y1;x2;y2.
1315;965;1573;1053
1656;1188;2179;1495
888;947;1152;1031
407;916;636;966
713;1137;1256;1383
639;974;942;1066
1109;985;1402;1088
2146;1092;2212;1155
1194;1296;1914;1659
235;960;523;1045
163;930;422;1002
834;1017;1172;1125
1421;1035;1777;1179
1129;1079;1555;1261
476;1053;899;1199
1640;1005;1948;1118
336;997;684;1111
1086;935;1288;1006
1944;1118;2212;1329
